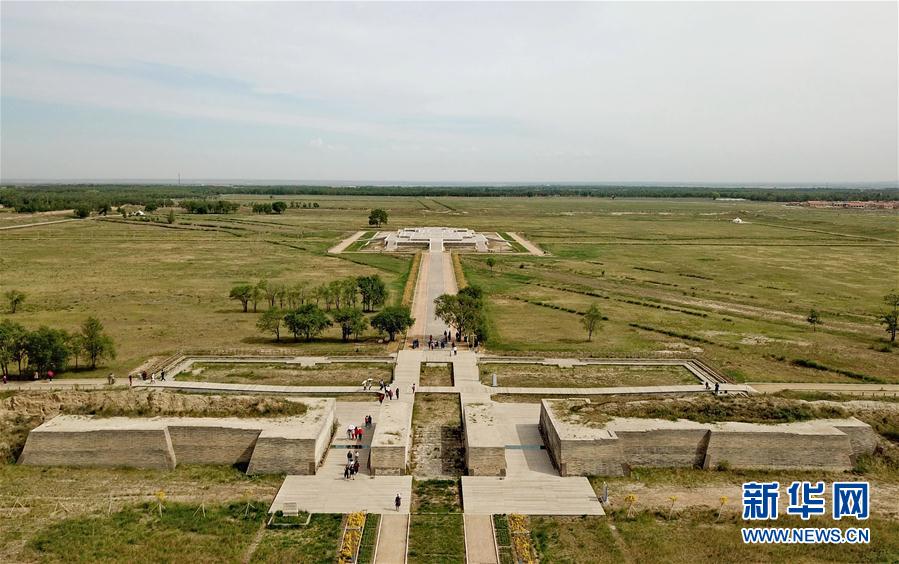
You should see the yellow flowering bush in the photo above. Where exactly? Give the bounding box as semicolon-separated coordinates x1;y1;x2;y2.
338;512;366;562
507;514;536;564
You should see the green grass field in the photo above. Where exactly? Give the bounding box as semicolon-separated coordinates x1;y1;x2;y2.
187;362;392;386
2;196;894;383
481;363;697;387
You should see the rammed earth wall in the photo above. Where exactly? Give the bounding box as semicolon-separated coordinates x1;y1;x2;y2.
539;399;878;477
19;399;335;475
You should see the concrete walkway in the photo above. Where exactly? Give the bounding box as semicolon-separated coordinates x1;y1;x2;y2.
374;513;409;564
134;380;363;395
2;378;124;391
464;514;498;564
409;250;458;339
327;230;366;253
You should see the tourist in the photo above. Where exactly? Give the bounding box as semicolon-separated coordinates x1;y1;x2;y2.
396;388;400;400
714;382;720;394
394;494;402;511
107;373;115;385
387;388;394;400
347;425;355;440
344;465;350;480
47;371;54;383
353;460;360;474
452;345;457;356
160;369;166;381
150;372;155;384
350;464;356;480
411;383;416;394
354;451;359;463
347;450;353;463
378;393;384;405
128;373;133;386
379;379;385;391
2;374;7;385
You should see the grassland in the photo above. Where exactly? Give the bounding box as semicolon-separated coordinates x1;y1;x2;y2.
407;514;465;564
609;510;899;563
2;196;894;384
419;362;454;386
481;363;697;387
251;514;343;563
187;362;392;386
0;464;283;562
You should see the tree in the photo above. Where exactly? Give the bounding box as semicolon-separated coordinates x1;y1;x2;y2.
271;201;287;214
284;304;332;341
581;303;603;341
68;332;85;369
74;205;91;218
229;284;253;312
434;286;486;342
81;316;116;369
368;208;388;227
332;308;367;342
166;210;176;224
357;275;388;311
880;291;899;342
486;257;496;271
371;305;414;341
0;320;27;377
26;327;70;375
257;308;284;341
5;289;26;313
806;309;822;331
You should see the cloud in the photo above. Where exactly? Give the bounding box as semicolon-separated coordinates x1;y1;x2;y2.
1;2;896;182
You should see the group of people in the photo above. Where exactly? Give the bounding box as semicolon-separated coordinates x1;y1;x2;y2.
373;379;406;404
344;450;361;479
127;369;166;386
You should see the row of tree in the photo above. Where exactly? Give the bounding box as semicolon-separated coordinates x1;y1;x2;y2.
257;304;414;342
180;199;239;214
4;184;896;214
251;201;287;214
230;276;389;314
0;317;116;378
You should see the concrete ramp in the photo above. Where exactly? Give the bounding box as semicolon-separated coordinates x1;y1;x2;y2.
374;513;409;564
465;514;498;564
271;475;412;514
461;476;604;515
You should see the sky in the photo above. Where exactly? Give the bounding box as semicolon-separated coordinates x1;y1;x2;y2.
1;1;896;184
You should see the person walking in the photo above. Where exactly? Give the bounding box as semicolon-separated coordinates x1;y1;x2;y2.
353;460;360;474
411;383;416;394
395;387;400;400
714;382;720;394
394;494;402;512
2;374;7;385
128;373;133;387
378;393;384;405
344;465;350;480
160;369;166;381
347;451;353;464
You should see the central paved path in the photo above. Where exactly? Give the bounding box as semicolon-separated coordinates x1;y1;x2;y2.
409;250;458;339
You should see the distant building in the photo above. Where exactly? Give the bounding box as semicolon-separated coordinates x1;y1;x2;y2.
731;217;744;224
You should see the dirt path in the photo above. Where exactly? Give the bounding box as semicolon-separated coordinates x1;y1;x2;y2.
328;230;366;254
508;232;545;255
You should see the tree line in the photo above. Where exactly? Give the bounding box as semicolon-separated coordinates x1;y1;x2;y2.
3;184;896;213
0;317;116;379
229;275;414;342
